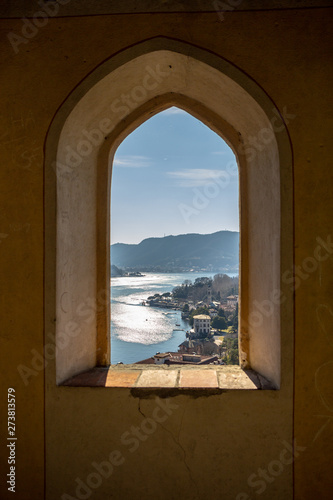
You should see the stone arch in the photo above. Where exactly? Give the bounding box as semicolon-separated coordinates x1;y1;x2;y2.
45;37;293;387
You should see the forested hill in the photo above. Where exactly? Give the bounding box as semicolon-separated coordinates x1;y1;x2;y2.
111;230;239;272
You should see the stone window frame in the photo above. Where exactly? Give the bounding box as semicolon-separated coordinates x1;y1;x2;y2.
44;37;293;390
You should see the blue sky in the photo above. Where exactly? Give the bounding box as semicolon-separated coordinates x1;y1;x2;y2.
111;107;239;244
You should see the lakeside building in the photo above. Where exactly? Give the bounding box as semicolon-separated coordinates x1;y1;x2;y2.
226;295;238;307
153;352;172;365
209;309;218;318
135;352;219;365
179;339;220;356
193;314;211;336
206;288;212;305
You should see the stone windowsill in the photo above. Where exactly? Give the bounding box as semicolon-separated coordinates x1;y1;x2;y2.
61;365;275;392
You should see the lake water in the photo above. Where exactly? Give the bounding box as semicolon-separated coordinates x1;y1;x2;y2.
111;271;238;364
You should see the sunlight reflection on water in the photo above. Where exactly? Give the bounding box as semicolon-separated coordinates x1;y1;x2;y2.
110;271;235;364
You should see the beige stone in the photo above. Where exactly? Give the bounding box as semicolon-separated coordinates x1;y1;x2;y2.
136;369;179;388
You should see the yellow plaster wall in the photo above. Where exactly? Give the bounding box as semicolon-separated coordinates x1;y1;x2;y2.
0;6;332;500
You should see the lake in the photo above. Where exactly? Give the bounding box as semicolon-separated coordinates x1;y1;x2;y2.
110;271;238;364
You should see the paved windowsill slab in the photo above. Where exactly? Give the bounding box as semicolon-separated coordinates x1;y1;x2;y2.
179;369;218;389
135;369;178;388
62;365;275;390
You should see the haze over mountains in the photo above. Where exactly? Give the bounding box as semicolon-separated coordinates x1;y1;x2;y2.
111;230;239;273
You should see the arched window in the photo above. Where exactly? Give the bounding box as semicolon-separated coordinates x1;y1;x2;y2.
45;38;293;389
110;107;239;365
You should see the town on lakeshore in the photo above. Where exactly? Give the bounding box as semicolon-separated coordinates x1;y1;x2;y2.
135;274;239;366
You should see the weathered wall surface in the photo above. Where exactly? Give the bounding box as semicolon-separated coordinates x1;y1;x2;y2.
0;5;332;500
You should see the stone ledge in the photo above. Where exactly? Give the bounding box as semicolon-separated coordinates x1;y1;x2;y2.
61;365;276;390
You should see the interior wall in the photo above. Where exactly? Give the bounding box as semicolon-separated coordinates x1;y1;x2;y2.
0;5;332;500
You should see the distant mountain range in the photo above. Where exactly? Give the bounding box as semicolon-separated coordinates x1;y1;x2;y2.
111;230;239;272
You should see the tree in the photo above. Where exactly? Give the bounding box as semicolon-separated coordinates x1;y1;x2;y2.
223;338;239;364
212;315;227;330
212;273;239;299
194;277;212;287
172;285;188;299
230;303;238;332
226;349;239;365
217;308;226;318
182;303;189;313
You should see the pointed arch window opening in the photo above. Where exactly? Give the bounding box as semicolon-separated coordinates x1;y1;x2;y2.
110;106;240;366
45;40;292;388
